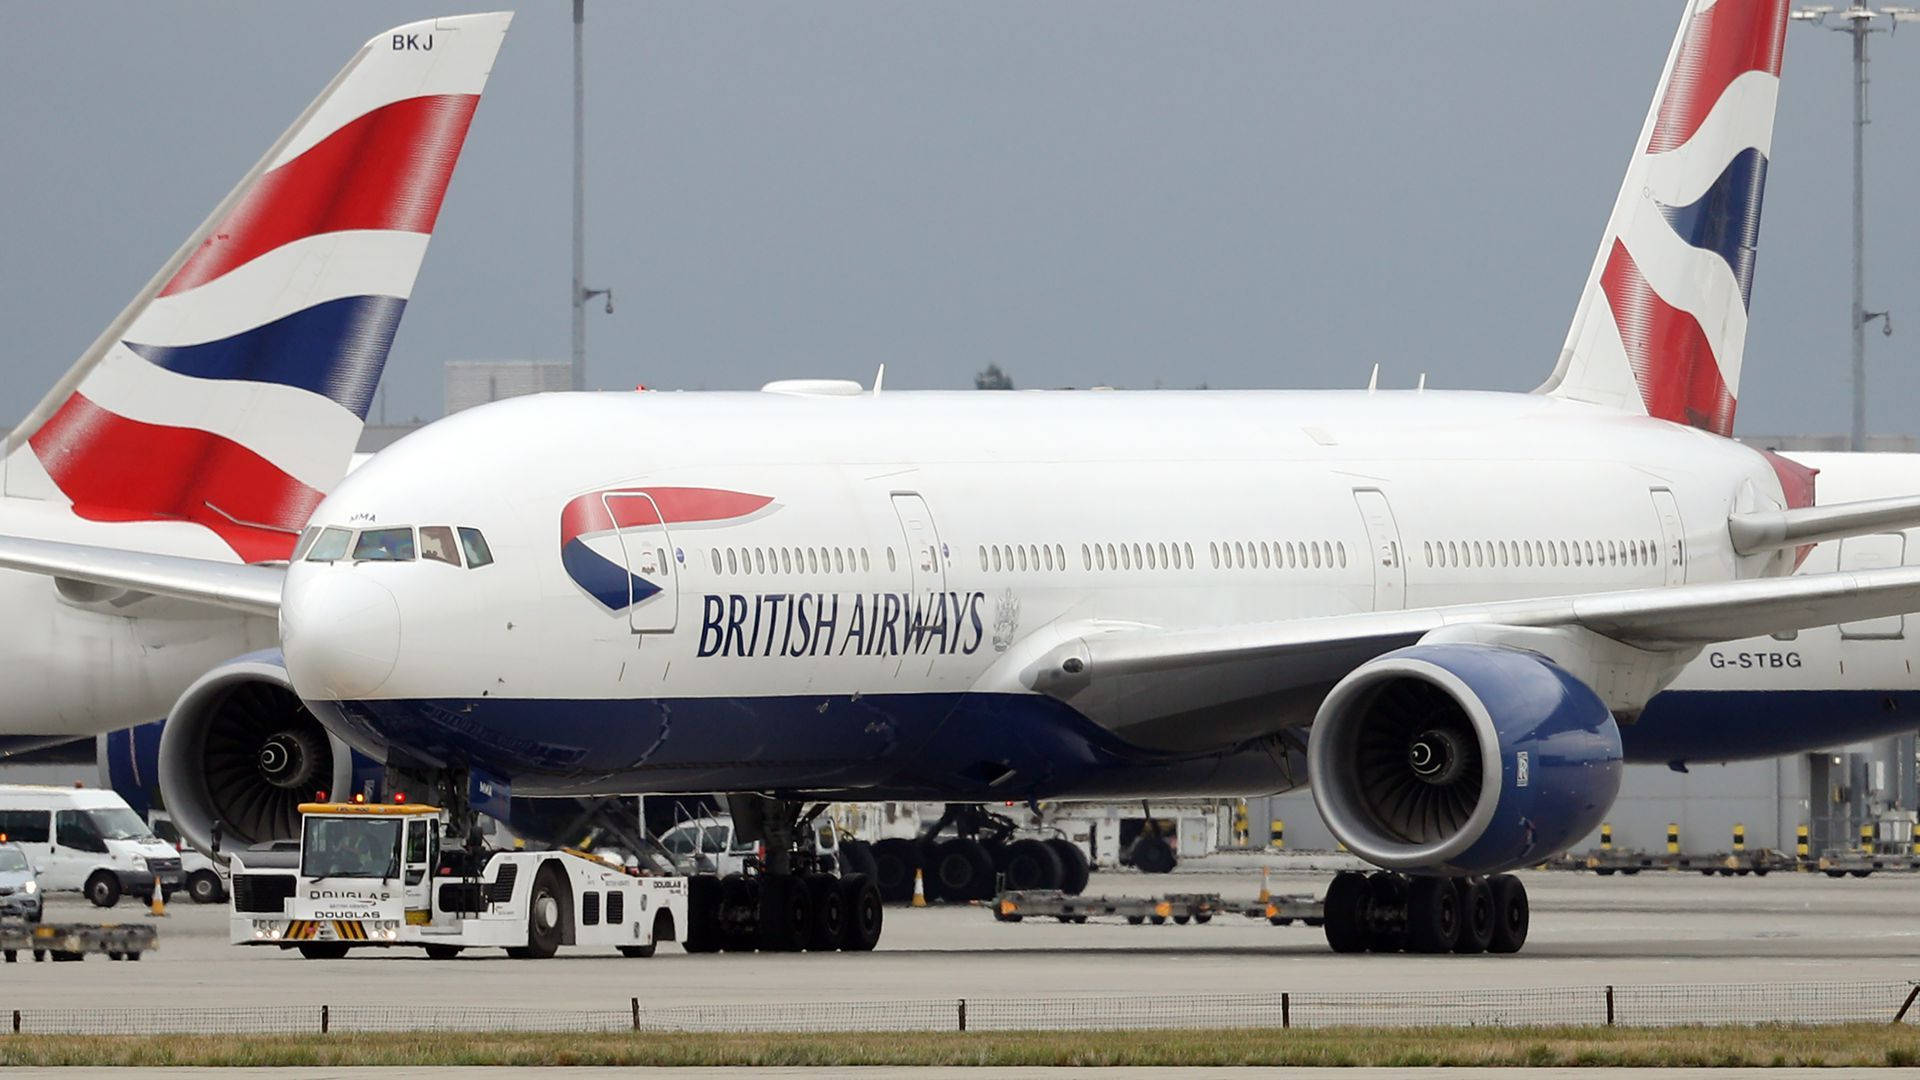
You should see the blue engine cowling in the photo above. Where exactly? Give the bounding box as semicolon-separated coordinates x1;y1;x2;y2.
1307;643;1623;876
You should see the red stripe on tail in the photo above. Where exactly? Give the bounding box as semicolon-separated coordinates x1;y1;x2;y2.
162;94;481;297
1646;0;1789;154
28;394;322;563
1600;239;1737;437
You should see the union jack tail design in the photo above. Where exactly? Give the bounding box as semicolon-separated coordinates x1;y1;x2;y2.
1540;0;1788;437
1;13;511;562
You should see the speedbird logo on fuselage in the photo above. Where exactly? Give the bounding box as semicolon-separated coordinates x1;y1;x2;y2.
559;487;775;611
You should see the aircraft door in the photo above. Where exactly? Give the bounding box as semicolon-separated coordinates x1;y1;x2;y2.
603;493;679;633
1650;488;1686;585
1351;489;1406;611
1838;533;1906;640
890;492;948;596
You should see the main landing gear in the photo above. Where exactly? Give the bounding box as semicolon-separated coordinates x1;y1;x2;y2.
681;795;884;953
1319;870;1528;955
868;803;1092;904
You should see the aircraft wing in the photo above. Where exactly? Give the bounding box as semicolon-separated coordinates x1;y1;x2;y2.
0;536;283;617
1728;493;1920;554
1011;566;1920;742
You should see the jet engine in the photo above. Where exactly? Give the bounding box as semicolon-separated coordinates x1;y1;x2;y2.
1308;643;1622;876
156;651;355;858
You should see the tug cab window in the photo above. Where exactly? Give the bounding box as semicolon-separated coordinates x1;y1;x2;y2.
352;528;416;562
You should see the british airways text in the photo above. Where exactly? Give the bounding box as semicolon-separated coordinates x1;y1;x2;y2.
697;591;988;658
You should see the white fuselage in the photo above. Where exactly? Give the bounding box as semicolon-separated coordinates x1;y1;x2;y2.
280;388;1791;797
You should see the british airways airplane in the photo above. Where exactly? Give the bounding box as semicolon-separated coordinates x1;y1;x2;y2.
10;0;1920;956
0;16;508;770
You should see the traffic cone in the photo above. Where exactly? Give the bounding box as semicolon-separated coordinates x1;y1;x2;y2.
1257;867;1271;904
147;889;168;919
910;867;928;908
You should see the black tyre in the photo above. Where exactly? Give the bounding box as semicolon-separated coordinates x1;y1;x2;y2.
758;874;811;952
1623;868;1641;875
1321;870;1372;954
1047;838;1092;896
297;943;349;960
840;839;881;882
1405;876;1461;954
1002;839;1064;892
1172;914;1191;925
871;838;919;903
1852;870;1873;879
718;873;760;951
521;863;569;959
1452;877;1494;955
187;870;226;904
1488;874;1529;954
1365;872;1409;953
838;873;884;951
85;871;121;909
1596;868;1614;876
618;944;657;958
1126;915;1144;925
803;873;846;950
683;874;723;953
424;944;462;960
1131;834;1176;874
928;838;994;902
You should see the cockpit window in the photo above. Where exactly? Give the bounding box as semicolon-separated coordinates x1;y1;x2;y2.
353;528;416;562
306;527;354;563
458;528;494;569
291;527;321;562
419;526;461;567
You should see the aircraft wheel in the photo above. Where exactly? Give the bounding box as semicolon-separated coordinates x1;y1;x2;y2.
1405;876;1461;954
1131;834;1176;874
1365;872;1409;953
1452;877;1494;954
839;839;881;882
718;874;760;951
758;874;811;952
929;838;994;902
838;874;883;951
803;873;846;951
1047;838;1092;896
1001;839;1063;892
1488;874;1529;954
870;839;919;903
1321;870;1373;954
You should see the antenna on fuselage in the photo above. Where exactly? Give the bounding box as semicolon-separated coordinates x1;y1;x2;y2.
1417;372;1427;392
1367;364;1379;393
873;364;885;396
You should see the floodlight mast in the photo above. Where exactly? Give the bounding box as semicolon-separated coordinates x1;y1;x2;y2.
572;0;613;392
1791;4;1912;451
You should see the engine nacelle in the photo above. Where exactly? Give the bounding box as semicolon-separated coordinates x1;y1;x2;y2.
156;651;355;859
1308;643;1623;876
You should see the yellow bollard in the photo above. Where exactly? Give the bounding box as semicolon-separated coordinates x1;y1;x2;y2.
1861;823;1876;854
1258;867;1272;904
911;867;928;908
1795;824;1810;861
1732;823;1746;853
1270;820;1285;849
1666;823;1680;855
1600;824;1613;851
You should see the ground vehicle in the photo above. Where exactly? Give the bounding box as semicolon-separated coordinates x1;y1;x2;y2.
229;801;688;960
659;814;859;878
150;812;227;904
0;786;180;907
0;841;43;922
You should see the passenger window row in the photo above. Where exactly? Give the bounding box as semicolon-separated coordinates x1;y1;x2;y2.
707;545;887;578
978;543;1070;573
296;525;493;568
1210;539;1345;571
1423;537;1661;570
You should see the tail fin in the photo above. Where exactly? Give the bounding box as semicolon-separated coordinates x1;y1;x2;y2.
2;13;511;562
1539;0;1788;437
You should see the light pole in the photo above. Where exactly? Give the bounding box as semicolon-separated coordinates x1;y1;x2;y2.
1789;4;1914;451
572;0;613;392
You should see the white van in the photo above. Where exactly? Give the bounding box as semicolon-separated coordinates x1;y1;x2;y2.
0;786;183;907
657;814;843;877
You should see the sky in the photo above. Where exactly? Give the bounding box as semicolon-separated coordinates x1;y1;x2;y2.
3;1;1917;436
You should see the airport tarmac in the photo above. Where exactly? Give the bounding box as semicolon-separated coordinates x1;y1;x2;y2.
7;862;1920;1014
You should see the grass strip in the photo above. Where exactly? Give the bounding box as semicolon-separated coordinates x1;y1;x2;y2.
2;1024;1918;1068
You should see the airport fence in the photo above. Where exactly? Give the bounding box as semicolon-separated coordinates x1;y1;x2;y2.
5;980;1917;1035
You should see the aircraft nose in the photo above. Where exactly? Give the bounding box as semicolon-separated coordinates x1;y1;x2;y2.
282;573;401;699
